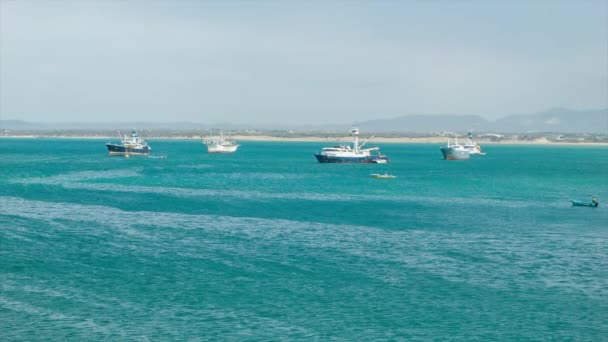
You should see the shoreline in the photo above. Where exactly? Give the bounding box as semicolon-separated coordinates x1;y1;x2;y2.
1;135;607;146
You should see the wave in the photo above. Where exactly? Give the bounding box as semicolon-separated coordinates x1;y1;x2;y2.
0;296;118;336
176;164;213;169
12;172;560;208
1;196;605;300
15;169;142;185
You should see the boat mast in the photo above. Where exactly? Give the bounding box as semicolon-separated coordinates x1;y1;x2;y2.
359;136;375;149
131;129;139;143
350;127;360;152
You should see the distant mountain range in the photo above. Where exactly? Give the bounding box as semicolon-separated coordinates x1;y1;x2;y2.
489;108;607;133
0;120;211;130
359;108;608;133
2;108;607;133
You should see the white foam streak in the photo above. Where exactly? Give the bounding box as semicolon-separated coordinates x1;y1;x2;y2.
15;169;142;185
0;296;122;336
1;196;606;299
14;171;555;207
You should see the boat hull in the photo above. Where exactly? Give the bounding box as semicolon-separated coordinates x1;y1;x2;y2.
440;147;469;160
571;200;599;207
314;154;389;163
466;149;486;156
106;144;151;156
207;144;239;153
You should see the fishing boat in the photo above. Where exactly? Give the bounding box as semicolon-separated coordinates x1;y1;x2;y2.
440;135;470;160
315;127;389;163
371;173;396;179
463;132;486;155
106;129;151;156
203;131;239;153
571;196;599;207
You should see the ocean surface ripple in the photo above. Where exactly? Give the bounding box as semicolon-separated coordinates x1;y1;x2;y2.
1;139;607;340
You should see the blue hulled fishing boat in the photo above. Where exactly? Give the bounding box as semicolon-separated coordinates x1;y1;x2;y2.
314;128;388;163
106;129;151;156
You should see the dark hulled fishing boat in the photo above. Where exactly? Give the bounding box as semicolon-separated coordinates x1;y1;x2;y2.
314;128;389;163
106;129;151;156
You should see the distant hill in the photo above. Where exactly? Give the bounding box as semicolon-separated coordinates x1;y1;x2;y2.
0;121;209;130
358;108;608;133
2;108;607;133
0;120;42;130
488;108;608;133
360;114;489;133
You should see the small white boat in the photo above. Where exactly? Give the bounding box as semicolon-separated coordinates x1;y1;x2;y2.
371;173;396;179
571;195;599;207
203;131;239;154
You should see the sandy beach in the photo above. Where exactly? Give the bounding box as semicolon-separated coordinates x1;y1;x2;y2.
236;135;607;146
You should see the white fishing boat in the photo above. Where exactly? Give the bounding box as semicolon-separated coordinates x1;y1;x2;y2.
203;131;239;153
440;135;470;160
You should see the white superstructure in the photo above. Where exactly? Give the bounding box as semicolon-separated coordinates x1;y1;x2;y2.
462;132;485;155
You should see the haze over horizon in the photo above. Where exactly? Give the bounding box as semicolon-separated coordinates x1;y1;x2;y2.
1;1;607;125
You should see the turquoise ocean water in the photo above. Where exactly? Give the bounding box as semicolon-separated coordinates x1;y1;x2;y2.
1;139;607;340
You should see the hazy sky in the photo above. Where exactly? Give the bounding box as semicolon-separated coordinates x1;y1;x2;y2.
1;1;606;124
